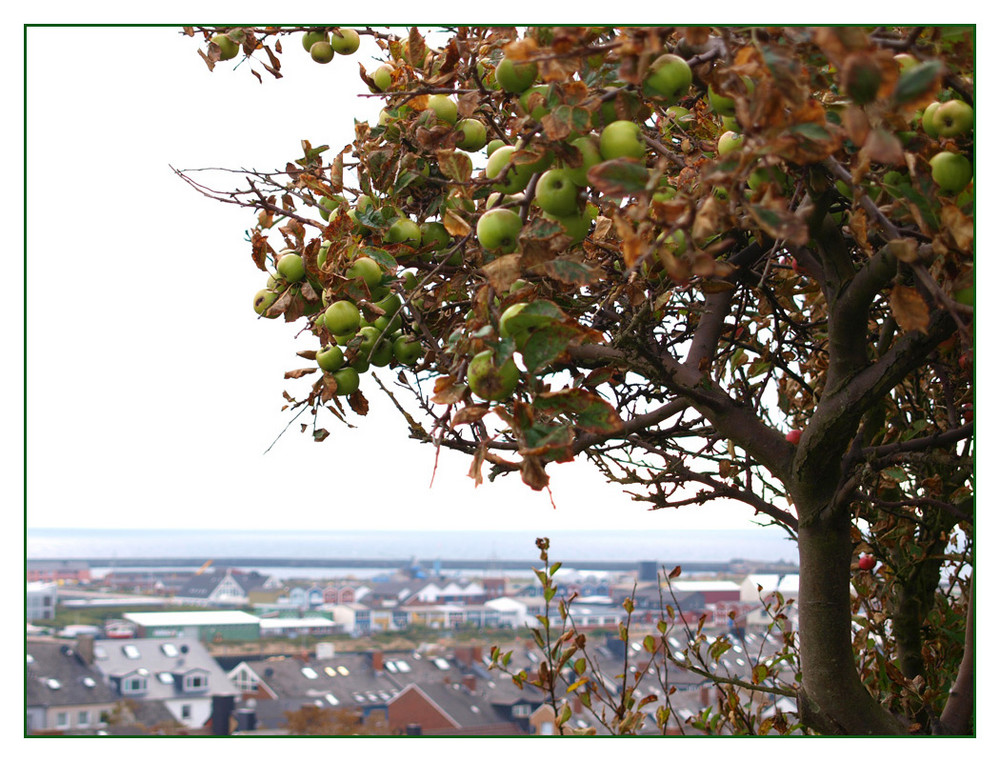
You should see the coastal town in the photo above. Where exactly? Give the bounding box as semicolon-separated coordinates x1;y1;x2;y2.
26;555;802;736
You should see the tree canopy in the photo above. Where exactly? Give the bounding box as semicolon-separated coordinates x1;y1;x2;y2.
182;25;974;735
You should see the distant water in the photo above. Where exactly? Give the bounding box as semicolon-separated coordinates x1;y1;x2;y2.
26;527;798;565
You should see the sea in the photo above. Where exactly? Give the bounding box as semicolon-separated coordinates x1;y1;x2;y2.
26;527;798;580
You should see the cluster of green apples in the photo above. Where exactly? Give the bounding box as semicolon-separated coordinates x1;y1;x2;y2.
252;242;424;396
918;97;974;194
302;27;361;64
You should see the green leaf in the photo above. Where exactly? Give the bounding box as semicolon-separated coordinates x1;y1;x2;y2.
586;159;651;198
752;664;769;685
789;122;833;141
643;634;657;653
892;60;944;106
520;322;580;374
359;246;397;271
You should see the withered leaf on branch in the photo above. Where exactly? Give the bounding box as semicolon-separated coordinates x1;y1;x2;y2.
284;367;318;380
939;203;974;253
452;404;491;428
520;454;550;491
348;389;369;416
482;254;523;294
890;283;930;334
432;374;467;405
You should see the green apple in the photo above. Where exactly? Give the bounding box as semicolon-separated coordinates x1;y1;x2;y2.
929;151;972;193
319;195;346;221
329;28;360;55
420;221;451;251
662;105;693;133
310;41;335;64
426;94;458;125
276;252;306;282
370;64;392;92
476;208;523;253
519;85;551;121
543;212;590;246
331;367;360;396
212;34;240;61
253;289;279;317
707;85;735;116
652;185;677;203
931;99;973;138
393;334;423;365
486;139;506;157
375;291;403;318
302;29;329;52
346;256;383;289
467;349;520;401
894;53;918;72
355;325;383;360
642;54;692;105
324;300;361;335
387;217;422;247
495;56;538;94
600;120;646;160
565;135;602;187
534;168;579;217
455;118;488;151
717;130;743;155
317;344;345;372
486;145;533;194
370;339;394;367
921;102;942;138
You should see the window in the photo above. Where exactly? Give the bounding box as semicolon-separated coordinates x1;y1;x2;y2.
181;704;192;720
161;643;180;657
77;710;90;727
512;704;531;718
56;712;69;729
184;673;208;691
123;676;148;694
122;645;141;659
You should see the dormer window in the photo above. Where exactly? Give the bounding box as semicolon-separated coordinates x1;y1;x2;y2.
183;672;208;692
122;675;148;695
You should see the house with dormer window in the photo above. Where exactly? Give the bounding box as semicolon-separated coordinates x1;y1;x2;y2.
174;569;278;607
26;640;118;734
84;636;238;729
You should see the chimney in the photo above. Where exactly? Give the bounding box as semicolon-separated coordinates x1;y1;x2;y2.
462;675;476;693
454;645;471;667
235;702;258;732
211;695;236;736
76;635;95;665
472;645;483;664
371;650;384;673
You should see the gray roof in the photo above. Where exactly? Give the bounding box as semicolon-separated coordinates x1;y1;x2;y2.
26;640;118;709
91;637;238;701
393;681;518;733
240;653;401;708
177;570;271;599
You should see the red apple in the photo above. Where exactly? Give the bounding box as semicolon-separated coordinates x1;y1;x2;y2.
858;554;876;572
786;429;802;445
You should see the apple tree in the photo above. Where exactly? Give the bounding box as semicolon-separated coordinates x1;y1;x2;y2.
182;25;973;735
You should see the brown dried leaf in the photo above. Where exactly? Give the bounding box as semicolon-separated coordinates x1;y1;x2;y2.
503;37;539;62
520;454;550;491
862;129;904;166
452;404;491;427
890;283;930;334
482;254;522;294
348;389;369;416
940;203;974;252
442;208;472;237
886;238;920;264
284;367;318;380
432;374;467;405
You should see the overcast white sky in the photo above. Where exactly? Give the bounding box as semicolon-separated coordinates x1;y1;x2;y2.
17;17;995;541
19;25;771;534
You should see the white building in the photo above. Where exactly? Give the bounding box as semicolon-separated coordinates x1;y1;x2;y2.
27;582;57;622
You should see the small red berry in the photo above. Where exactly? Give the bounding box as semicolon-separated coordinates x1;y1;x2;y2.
786;429;802;445
858;554;876;571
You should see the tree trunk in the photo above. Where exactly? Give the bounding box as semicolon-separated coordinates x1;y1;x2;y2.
796;511;908;734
